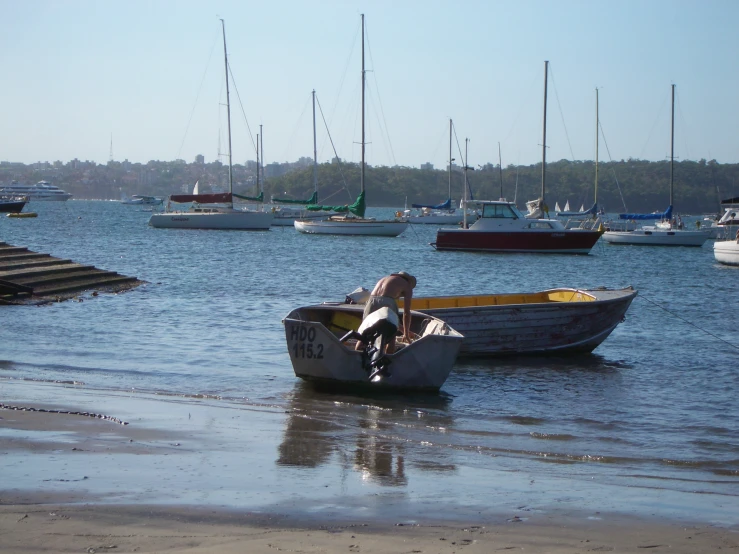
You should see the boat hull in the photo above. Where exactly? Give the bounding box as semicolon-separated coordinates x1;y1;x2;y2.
272;210;332;227
432;228;603;254
0;200;26;213
714;240;739;265
148;210;273;230
412;287;637;357
283;305;463;391
408;213;466;225
295;218;408;236
602;229;709;246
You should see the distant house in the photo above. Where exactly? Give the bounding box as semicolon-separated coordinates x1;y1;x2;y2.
420;162;434;170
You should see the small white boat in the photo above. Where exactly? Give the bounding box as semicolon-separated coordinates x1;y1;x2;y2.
602;227;710;246
283;303;463;391
295;215;408;236
714;239;739;266
121;194;163;205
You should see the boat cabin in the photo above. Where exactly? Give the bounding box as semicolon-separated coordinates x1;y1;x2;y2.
468;200;567;230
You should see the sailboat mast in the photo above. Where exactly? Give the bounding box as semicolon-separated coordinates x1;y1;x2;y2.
670;84;675;207
220;19;233;199
360;13;365;195
463;138;469;229
256;133;260;193
260;124;264;194
541;60;548;206
448;119;452;201
595;87;599;206
312;90;318;193
498;142;503;200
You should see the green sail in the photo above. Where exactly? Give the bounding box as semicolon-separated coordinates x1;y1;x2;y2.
233;191;264;202
271;191;318;205
305;190;365;218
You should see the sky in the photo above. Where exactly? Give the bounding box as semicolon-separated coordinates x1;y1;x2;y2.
2;0;739;170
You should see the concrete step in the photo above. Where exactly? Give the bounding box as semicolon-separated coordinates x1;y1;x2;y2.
0;263;95;280
0;258;72;272
33;275;140;297
0;252;54;263
11;268;115;288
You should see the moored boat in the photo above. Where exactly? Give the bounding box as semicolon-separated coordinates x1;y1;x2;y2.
0;181;71;201
0;196;27;213
432;199;604;254
714;238;739;266
282;303;463;391
346;286;637;357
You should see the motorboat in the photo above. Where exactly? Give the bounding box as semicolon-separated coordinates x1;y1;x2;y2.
403;206;467;225
0;181;72;201
345;286;637;357
432;199;604;254
714;238;739;266
282;303;463;391
0;196;27;213
121;194;163;205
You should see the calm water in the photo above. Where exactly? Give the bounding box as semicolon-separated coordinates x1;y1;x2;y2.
1;201;737;521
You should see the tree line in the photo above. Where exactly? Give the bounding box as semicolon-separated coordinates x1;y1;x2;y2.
263;158;735;214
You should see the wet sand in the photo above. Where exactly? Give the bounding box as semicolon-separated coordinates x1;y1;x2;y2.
1;389;737;553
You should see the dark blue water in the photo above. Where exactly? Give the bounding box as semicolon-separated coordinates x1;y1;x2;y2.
1;201;737;520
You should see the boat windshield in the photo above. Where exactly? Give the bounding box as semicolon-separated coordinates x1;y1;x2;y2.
481;203;522;219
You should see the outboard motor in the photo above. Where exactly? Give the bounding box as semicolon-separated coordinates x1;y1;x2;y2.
340;307;399;381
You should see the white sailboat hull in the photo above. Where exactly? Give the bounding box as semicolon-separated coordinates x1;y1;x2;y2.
602;228;709;246
149;210;273;230
295;217;408;236
271;208;333;226
714;240;739;265
407;212;466;225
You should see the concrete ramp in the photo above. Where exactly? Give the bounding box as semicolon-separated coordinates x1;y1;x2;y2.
0;242;143;304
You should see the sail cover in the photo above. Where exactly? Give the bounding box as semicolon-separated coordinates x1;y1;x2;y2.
233;191;264;202
411;198;452;210
619;205;672;220
170;192;232;204
270;191;318;205
557;202;599;217
306;190;366;218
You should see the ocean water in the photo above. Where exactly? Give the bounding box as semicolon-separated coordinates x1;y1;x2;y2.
1;201;737;523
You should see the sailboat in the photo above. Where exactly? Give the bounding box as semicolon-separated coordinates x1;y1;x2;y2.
432;61;603;254
271;90;334;226
602;85;709;246
405;119;465;225
149;20;273;231
294;15;408;237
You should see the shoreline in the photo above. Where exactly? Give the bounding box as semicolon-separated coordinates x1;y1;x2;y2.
1;502;736;554
1;388;738;552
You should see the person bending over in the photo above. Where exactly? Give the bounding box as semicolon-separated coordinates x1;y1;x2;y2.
356;271;417;353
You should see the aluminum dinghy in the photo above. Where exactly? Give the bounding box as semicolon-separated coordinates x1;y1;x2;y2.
283;304;463;392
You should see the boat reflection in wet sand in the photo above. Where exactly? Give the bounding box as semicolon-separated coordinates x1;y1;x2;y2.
282;304;463;392
346;286;637;357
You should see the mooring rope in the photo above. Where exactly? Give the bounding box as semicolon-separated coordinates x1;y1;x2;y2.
638;295;739;351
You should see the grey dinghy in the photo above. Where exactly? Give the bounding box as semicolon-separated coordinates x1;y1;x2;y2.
282;304;463;392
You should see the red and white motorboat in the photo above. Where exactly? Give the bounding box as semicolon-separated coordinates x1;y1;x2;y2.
431;199;603;254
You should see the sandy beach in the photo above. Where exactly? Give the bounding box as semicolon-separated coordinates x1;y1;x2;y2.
2;392;737;554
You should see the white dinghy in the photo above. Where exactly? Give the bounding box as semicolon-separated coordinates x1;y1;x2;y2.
282;303;463;392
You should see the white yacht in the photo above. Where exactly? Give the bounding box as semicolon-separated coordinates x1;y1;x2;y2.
0;181;72;201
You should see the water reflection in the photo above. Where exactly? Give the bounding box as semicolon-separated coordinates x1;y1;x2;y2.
276;382;458;486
